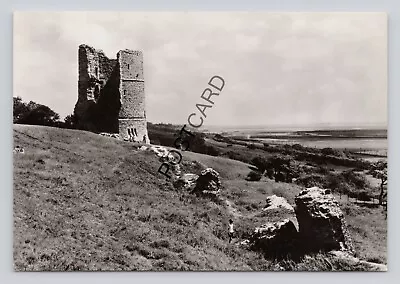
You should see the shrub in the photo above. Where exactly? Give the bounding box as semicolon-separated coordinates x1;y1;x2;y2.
206;145;220;157
274;172;286;183
326;173;343;189
321;147;338;156
358;191;372;202
247;143;257;150
317;166;329;175
295;174;327;188
246;170;262;181
14;97;62;127
251;156;269;172
263;143;272;150
340;170;368;190
292;144;304;151
265;168;275;179
213;134;232;143
63;114;77;129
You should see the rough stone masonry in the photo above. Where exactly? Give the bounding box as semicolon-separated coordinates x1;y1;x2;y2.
74;44;150;143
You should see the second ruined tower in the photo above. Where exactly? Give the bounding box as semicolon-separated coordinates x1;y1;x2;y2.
117;50;148;143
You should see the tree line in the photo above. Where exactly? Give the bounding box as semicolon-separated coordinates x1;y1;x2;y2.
249;154;387;206
13;97;76;129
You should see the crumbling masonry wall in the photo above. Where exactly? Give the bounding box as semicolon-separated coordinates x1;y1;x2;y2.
74;44;149;143
117;50;148;142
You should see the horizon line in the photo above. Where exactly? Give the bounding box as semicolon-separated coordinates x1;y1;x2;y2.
147;121;388;130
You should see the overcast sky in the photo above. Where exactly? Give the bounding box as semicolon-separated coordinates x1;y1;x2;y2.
13;12;387;128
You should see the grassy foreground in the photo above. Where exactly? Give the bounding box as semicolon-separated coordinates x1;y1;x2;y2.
13;125;386;271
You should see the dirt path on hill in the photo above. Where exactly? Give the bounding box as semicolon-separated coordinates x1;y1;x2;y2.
224;198;262;220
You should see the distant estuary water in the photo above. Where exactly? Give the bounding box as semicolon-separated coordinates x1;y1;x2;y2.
258;137;387;156
207;126;388;158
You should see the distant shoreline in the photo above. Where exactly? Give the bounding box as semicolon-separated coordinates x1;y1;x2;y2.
209;128;388;159
214;129;387;140
200;125;387;133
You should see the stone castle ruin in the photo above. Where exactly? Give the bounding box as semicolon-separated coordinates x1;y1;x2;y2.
74;44;149;143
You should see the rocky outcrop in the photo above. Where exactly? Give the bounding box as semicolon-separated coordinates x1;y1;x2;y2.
173;173;199;190
99;132;120;139
248;219;298;258
294;186;354;254
245;186;355;260
240;186;381;270
192;168;221;198
140;145;170;158
263;195;294;212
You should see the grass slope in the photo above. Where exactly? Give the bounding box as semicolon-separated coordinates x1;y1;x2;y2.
13;125;386;271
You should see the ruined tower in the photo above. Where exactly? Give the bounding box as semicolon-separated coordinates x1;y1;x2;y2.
117;50;148;143
74;44;149;144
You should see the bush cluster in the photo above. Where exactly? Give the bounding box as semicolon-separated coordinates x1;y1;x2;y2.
13;96;76;129
250;155;298;183
246;170;262;181
295;170;369;198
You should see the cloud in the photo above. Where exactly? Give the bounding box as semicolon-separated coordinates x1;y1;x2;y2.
13;12;387;128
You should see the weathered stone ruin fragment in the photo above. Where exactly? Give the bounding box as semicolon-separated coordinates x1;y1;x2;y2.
192;168;221;198
243;187;384;270
247;187;354;258
248;219;298;259
294;186;354;254
263;195;295;212
140;145;169;158
74;44;149;143
173;173;199;191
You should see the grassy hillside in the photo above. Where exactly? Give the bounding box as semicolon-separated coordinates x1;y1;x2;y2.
13;125;386;271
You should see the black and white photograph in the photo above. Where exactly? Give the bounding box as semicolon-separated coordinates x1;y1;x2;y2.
13;11;387;271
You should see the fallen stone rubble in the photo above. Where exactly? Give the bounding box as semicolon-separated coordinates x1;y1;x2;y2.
248;219;298;258
191;168;222;199
245;186;358;262
99;132;120;139
13;145;25;154
263;195;294;212
295;186;354;254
